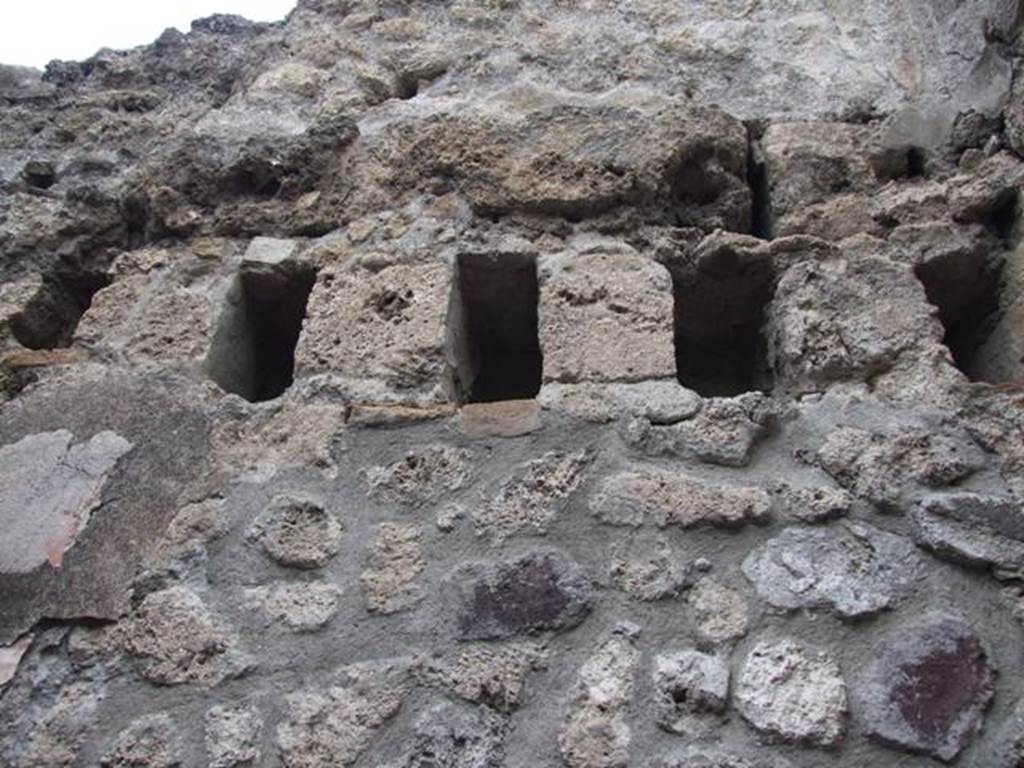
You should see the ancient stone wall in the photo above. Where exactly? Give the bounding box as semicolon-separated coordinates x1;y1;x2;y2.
2;1;1024;766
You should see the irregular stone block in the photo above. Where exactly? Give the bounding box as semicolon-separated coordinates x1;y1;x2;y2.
418;642;547;713
123;586;237;687
609;536;690;601
653;649;729;736
591;470;770;529
538;381;701;424
242;236;299;266
911;493;1024;580
0;429;132;574
457;399;542;438
560;625;640;768
365;445;471;507
539;250;675;384
394;700;507;768
474;450;589;542
248;495;343;570
654;747;795;768
687;578;751;644
0;635;32;690
817;425;983;511
102;713;180;768
361;100;750;228
741;522;921;619
767;257;942;394
277;683;402;768
622;397;771;467
295;262;451;399
445;550;593;640
772;483;853;523
205;704;263;768
244;581;341;632
858;613;995;761
735;639;847;748
360;522;426;615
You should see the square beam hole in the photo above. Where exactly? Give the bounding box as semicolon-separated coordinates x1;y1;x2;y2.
447;252;542;403
673;254;774;396
916;252;1005;382
206;263;317;402
11;268;110;350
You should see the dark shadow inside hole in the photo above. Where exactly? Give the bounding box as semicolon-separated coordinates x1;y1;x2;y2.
447;252;542;403
915;252;1004;382
672;255;774;397
10;269;111;350
906;147;928;178
747;138;772;240
205;264;317;402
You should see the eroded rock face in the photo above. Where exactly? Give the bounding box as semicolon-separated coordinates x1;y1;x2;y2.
445;551;593;640
858;614;995;761
1;0;1024;765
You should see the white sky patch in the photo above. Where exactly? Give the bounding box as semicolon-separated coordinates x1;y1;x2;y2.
1;0;295;70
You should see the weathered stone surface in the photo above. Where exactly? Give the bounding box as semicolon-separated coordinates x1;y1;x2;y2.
609;536;690;601
560;625;640;768
360;522;426;615
14;678;105;768
0;635;32;689
539;250;675;384
622;397;772;466
295;263;450;399
735;639;847;747
365;445;471;507
457;399;542;438
244;581;341;631
654;747;795;768
446;550;592;640
591;470;771;529
277;683;402;768
0;429;132;574
205;704;263;768
858;614;995;761
474;450;589;541
123;586;236;686
419;642;547;713
687;578;751;644
742;522;922;619
538;381;701;424
101;713;180;768
768;257;943;394
248;495;342;569
978;697;1024;768
653;649;729;736
772;483;854;523
390;700;507;768
911;493;1024;579
818;425;984;511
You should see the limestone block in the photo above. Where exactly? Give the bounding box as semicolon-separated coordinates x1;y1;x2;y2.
295;262;451;399
539;251;675;384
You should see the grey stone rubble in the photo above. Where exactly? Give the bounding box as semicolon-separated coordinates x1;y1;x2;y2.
0;0;1023;766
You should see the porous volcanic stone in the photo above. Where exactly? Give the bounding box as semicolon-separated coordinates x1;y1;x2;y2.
735;639;847;748
858;613;995;761
445;550;593;640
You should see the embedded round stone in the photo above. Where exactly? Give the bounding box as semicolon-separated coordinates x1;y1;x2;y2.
859;613;995;761
249;495;342;569
445;550;593;640
735;639;847;747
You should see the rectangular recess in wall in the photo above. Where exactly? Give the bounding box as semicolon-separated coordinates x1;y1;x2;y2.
673;257;774;396
206;263;317;402
915;253;1005;383
447;252;542;403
